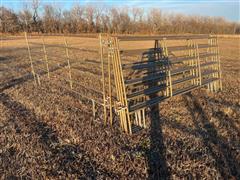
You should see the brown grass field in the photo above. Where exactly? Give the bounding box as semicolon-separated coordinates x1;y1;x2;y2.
0;35;240;179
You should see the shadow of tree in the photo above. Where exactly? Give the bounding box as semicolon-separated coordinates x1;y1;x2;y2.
0;56;70;92
0;55;103;92
184;93;240;179
0;93;120;178
145;41;170;179
147;107;170;179
0;74;33;92
0;56;13;62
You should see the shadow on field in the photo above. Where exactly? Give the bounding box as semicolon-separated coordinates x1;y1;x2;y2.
208;97;240;110
0;55;102;92
0;56;13;62
184;93;240;179
147;104;169;179
0;74;33;92
0;59;69;92
120;44;170;179
0;93;119;178
145;43;170;179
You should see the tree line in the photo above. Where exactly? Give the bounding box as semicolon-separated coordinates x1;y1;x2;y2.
1;1;239;35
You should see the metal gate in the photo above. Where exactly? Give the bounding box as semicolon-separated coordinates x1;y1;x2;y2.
100;34;222;134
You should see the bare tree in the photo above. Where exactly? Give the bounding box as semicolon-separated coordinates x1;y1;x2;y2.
131;7;144;33
71;4;86;33
85;5;95;33
1;4;239;34
147;8;162;34
31;0;41;33
119;8;131;33
18;6;32;32
0;7;19;33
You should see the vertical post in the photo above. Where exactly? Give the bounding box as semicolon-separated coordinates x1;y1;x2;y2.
138;110;142;127
99;34;107;125
207;38;210;90
113;37;127;133
163;38;172;97
111;38;128;133
190;40;195;85
161;39;167;96
36;74;41;85
92;99;96;118
114;37;132;135
213;37;217;91
64;36;73;89
142;109;146;128
24;32;37;85
135;111;139;126
168;70;173;97
210;38;213;92
216;37;222;90
196;43;202;86
108;48;113;126
193;42;198;85
41;35;50;79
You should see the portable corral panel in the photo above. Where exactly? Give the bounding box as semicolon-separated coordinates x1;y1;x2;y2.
100;34;222;134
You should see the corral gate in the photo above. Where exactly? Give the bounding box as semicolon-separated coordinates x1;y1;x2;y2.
100;34;222;134
24;33;222;135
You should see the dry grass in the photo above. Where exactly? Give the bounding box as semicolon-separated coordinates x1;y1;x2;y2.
0;35;240;179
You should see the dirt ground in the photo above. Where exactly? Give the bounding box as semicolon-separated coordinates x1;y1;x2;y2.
0;35;239;179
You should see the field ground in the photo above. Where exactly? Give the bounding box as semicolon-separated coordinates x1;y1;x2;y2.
0;35;240;179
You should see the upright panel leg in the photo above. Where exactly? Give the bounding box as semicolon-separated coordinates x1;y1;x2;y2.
24;32;37;85
108;51;113;126
64;36;73;89
99;34;107;125
216;37;222;91
42;36;50;79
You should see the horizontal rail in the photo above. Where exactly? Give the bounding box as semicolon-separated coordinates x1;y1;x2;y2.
172;75;198;85
202;77;219;85
122;58;168;70
127;84;167;100
129;95;167;112
65;79;103;95
120;48;162;56
125;65;197;86
125;72;167;86
117;35;210;41
46;59;69;66
198;44;217;49
122;59;169;70
129;83;201;112
199;53;217;59
170;56;196;63
30;42;99;53
122;53;217;69
172;85;199;96
30;34;98;38
170;53;217;63
70;66;102;78
201;61;218;67
171;66;197;75
202;69;219;76
120;44;217;56
67;47;98;53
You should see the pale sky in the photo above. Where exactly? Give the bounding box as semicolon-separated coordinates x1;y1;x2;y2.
1;0;239;22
